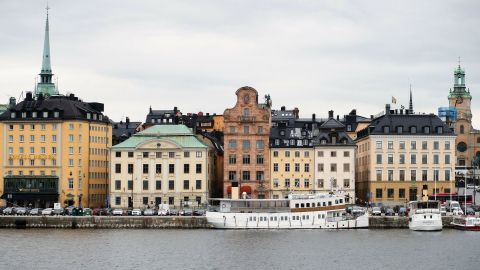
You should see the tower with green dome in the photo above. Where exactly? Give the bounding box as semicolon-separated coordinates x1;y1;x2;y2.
34;6;58;98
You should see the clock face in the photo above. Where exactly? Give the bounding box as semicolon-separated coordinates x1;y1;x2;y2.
457;142;467;152
243;95;250;104
457;97;463;104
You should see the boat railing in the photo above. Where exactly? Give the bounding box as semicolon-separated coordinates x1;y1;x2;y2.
414;209;440;214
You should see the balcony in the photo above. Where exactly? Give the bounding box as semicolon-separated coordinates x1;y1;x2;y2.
239;116;255;123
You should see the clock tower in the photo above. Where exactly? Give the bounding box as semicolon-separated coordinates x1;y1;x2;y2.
448;64;474;166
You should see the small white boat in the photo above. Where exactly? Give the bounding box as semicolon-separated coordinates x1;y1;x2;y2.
206;192;368;229
408;200;442;231
452;216;480;231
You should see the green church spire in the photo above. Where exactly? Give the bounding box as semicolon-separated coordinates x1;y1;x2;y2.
36;5;58;97
448;59;471;100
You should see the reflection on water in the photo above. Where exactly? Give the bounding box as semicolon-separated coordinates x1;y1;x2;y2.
0;229;479;270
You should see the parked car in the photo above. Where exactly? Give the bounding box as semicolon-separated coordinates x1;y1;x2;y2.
385;208;395;216
465;207;475;216
83;208;93;216
193;209;206;216
169;209;179;216
52;208;64;215
29;208;43;215
15;207;28;215
398;207;407;216
112;209;124;216
42;208;54;215
372;207;382;216
158;204;170;216
182;209;193;216
126;208;133;216
143;208;155;216
132;209;142;216
3;207;15;215
65;206;75;215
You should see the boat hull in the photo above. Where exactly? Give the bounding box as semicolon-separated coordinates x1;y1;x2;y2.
206;211;369;229
409;214;443;231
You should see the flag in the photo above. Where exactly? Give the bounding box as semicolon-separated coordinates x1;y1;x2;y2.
392;96;397;104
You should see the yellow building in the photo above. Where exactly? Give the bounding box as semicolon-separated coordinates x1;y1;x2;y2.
356;105;456;205
0;10;112;208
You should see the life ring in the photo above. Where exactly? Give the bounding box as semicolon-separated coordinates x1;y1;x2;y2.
221;204;226;208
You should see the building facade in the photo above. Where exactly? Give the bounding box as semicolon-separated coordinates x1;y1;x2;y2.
356;105;456;205
109;125;213;208
0;11;111;208
223;86;272;199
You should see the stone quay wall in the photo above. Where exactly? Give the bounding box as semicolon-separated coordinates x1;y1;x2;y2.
0;216;455;229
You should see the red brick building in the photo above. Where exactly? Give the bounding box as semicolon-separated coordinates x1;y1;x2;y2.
223;86;272;199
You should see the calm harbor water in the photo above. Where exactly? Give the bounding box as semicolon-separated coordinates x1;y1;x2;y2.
0;229;479;270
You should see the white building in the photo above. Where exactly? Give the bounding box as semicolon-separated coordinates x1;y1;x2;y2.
109;125;214;208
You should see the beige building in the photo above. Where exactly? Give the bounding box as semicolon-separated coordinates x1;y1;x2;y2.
109;125;213;208
356;105;456;205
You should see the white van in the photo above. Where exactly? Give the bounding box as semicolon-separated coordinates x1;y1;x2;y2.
158;204;170;216
446;200;463;215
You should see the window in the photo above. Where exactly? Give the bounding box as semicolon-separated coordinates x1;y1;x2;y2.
304;151;310;158
399;154;405;164
422;154;428;164
19;135;24;142
273;151;279;157
183;180;189;190
376;154;382;164
388;154;393;164
433;154;439;164
243;125;249;134
343;179;350;188
143;197;148;205
411;170;416;181
68;178;74;189
273;179;279;188
30;135;35;142
169;152;175;158
317;163;324;172
184;164;190;174
317;151;324;157
142;180;148;190
228;171;236;181
317;179;323;188
285;163;290;172
183;151;190;158
243;155;250;164
128;164;134;174
228;140;237;149
422;141;428;150
295;163;300;172
273;163;278;172
285;151;290;157
115;152;121;158
229;126;236;133
383;126;390;133
433;170;439;181
304;164;310;172
68;135;74;142
242;171;250;181
294;179;300;188
399;141;405;150
256;154;264;164
343;163;350;172
229;155;236;164
422;170;428;181
344;151;350;157
196;164;202;174
387;141;393;150
168;180;174;190
399;189;405;198
196;180;202;189
387;189;394;199
376;170;382;181
168;197;174;205
376;189;383;198
445;141;450;150
445;170;451;181
399;170;405;181
255;140;264;149
143;164;149;174
411;154;416;164
156;180;162;190
115;197;121;205
8;135;13;142
331;151;336;157
242;140;250;150
169;164;175;174
256;171;264;181
411;141;416;150
257;126;263;134
69;147;74;155
304;179;310;188
196;151;202;158
388;170;393;181
115;164;121;173
433;141;439;150
330;163;337;172
128;180;133;190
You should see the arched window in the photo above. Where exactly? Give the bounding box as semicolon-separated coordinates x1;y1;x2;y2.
460;125;464;134
243;108;250;117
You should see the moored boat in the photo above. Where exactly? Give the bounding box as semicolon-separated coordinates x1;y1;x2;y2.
451;216;480;231
408;200;442;231
206;192;368;229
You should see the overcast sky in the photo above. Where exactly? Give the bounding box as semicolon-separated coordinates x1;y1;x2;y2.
1;0;479;126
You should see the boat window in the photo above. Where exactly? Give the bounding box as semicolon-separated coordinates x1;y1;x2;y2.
424;215;426;219
295;203;300;208
318;214;321;219
306;215;309;220
249;217;252;221
322;214;325;218
306;203;310;207
430;215;432;219
301;203;305;208
339;199;343;203
270;216;273;221
328;201;332;206
323;202;326;206
254;217;256;221
317;202;321;207
274;216;277;221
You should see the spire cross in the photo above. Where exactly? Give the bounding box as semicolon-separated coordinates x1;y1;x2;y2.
458;56;461;67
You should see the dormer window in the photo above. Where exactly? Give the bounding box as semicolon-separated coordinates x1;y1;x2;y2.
383;126;390;133
54;111;60;118
280;130;285;136
32;112;37;118
86;113;91;119
321;139;327;144
411;126;417;134
437;126;443;134
21;112;27;118
43;111;48;118
99;115;103;121
243;108;250;117
10;112;16;118
397;126;403;134
93;114;98;120
424;126;430;134
347;125;352;131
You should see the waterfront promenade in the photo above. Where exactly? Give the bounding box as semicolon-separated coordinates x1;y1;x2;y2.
0;215;458;229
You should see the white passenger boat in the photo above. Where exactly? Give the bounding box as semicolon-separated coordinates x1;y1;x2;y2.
206;193;368;229
451;216;480;231
408;200;443;231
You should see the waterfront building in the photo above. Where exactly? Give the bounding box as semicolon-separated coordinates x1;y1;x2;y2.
270;107;314;199
109;125;214;208
446;64;479;167
355;104;456;205
314;111;356;203
112;117;141;146
223;86;272;199
0;10;111;208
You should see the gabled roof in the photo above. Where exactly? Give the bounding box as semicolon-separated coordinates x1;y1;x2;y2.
320;118;344;129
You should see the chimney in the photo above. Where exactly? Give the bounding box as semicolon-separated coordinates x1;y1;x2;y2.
385;104;390;115
337;115;339;120
26;92;33;101
370;115;374;119
350;109;356;116
281;106;286;111
293;107;299;119
206;113;210;117
126;117;130;128
328;110;334;118
312;113;316;122
8;97;16;108
174;107;178;114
